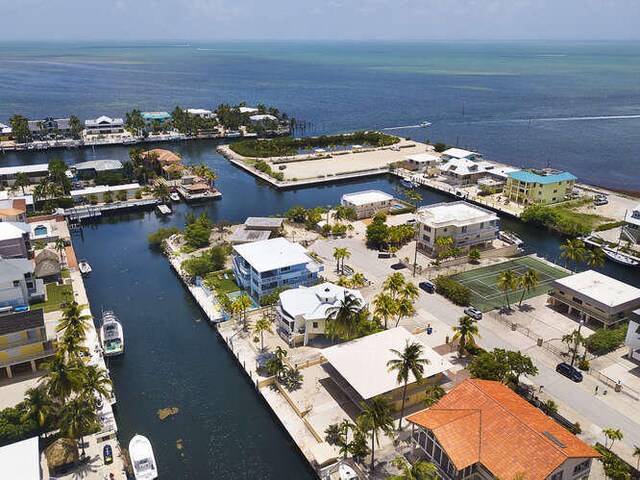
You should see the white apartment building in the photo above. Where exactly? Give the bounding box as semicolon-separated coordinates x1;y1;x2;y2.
416;201;499;256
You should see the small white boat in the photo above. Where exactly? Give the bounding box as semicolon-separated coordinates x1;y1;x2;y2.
169;192;180;202
400;179;418;188
100;311;124;357
499;230;524;247
156;204;171;215
420;120;432;128
129;434;158;480
602;247;640;267
122;138;139;145
339;463;359;480
78;260;92;276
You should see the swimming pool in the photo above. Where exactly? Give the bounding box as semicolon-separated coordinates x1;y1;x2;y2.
227;290;259;310
34;225;48;236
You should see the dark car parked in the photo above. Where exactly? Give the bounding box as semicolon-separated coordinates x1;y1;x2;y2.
419;281;435;293
556;362;583;382
103;444;113;465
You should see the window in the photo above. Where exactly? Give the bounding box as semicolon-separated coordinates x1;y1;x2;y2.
573;460;590;475
550;471;563;480
572;297;583;304
422;235;431;242
280;266;291;272
425;226;432;232
461;226;468;233
13;280;20;287
553;189;558;193
312;322;318;329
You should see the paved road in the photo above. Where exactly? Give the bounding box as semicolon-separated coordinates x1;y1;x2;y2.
415;290;640;455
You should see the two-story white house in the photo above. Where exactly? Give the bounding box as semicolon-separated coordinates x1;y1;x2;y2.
416;201;499;257
84;116;125;136
0;258;45;310
232;237;323;299
276;282;365;346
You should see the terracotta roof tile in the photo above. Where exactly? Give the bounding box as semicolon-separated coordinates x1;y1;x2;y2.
407;380;600;480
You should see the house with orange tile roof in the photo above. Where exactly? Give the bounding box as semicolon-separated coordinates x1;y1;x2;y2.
142;148;181;166
407;379;600;480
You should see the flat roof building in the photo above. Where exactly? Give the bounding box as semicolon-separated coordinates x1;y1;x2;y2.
0;163;50;186
341;190;395;219
0;221;31;259
186;108;215;119
84;115;124;136
408;379;599;480
0;436;41;480
323;327;452;410
505;170;577;206
276;282;365;346
70;183;141;202
550;270;640;329
230;217;284;245
232;237;323;298
416;201;499;257
624;204;640;243
441;148;481;161
403;153;440;172
74;159;123;175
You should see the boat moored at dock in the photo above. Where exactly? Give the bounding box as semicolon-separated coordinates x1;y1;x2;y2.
78;259;92;276
602;247;640;267
499;230;524;247
100;310;125;357
129;434;158;480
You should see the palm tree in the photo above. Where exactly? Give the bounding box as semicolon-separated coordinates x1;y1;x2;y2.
603;428;624;450
562;329;586;356
21;386;56;431
373;293;395;330
326;293;364;341
56;302;91;340
333;247;350;274
252;314;273;351
435;236;453;257
58;331;90;360
13;172;31;195
497;269;518;310
387;341;431;431
382;272;406;299
559;238;586;270
388;457;438;480
231;292;253;329
452;315;480;358
54;239;67;264
152;183;170;202
41;356;86;401
81;365;113;405
394;296;416;328
358;397;395;471
59;396;99;457
350;272;367;288
518;268;540;307
586;247;605;268
423;384;445;407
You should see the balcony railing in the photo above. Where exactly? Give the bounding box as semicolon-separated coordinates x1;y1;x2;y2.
0;345;57;369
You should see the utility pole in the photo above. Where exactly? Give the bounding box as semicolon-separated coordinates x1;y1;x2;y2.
570;316;585;368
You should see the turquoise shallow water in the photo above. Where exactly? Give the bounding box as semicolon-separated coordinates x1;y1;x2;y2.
1;41;639;189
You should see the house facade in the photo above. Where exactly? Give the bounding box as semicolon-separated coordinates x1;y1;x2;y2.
626;309;640;362
0;222;32;258
416;201;499;257
232;237;323;299
73;160;123;179
340;190;395;219
403;153;439;173
0;258;45;309
408;380;600;480
504;170;577;206
0;309;56;379
276;282;365;346
0;199;27;223
141;111;171;129
0;164;50;187
0;123;11;141
550;270;640;329
27;117;71;140
437;158;490;185
69;183;141;203
84;115;125;136
623;204;640;244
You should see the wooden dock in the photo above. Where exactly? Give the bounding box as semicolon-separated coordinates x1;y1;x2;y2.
64;199;158;223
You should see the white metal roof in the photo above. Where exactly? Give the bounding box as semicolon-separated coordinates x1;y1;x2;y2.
70;183;140;196
249;114;277;121
0;164;50;176
416;201;498;228
279;282;365;321
233;237;314;273
323;327;453;400
239;106;259;114
0;258;34;282
0;221;30;241
74;159;123;172
442;147;479;159
404;153;439;164
0;436;40;480
341;190;394;206
554;270;640;308
437;157;490;176
84;115;124;127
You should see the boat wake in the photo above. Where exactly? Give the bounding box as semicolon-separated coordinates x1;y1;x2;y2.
381;124;422;130
530;114;640;122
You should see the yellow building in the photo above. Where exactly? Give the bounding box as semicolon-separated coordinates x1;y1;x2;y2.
0;309;56;379
504;170;577;206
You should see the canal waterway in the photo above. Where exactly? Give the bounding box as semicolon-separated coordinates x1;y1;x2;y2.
39;139;635;479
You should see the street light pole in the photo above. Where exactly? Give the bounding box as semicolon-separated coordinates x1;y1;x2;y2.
413;226;419;277
570;315;585;368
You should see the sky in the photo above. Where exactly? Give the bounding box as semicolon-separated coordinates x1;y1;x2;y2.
0;0;639;41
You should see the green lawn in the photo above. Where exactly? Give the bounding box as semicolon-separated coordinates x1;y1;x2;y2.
450;256;569;312
204;270;239;295
30;283;74;313
61;269;70;279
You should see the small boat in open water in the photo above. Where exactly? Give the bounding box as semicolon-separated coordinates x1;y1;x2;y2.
129;434;158;480
100;311;124;357
602;247;640;267
78;259;92;276
420;120;432;128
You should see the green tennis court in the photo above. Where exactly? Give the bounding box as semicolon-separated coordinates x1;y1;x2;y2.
450;256;569;312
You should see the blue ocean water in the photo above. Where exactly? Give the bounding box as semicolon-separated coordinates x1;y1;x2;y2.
1;41;639;189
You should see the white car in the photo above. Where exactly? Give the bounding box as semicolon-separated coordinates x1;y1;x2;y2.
464;307;483;320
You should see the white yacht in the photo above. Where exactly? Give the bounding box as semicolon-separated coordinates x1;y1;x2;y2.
100;310;124;357
602;247;640;267
78;259;92;276
129;434;158;480
169;192;180;202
